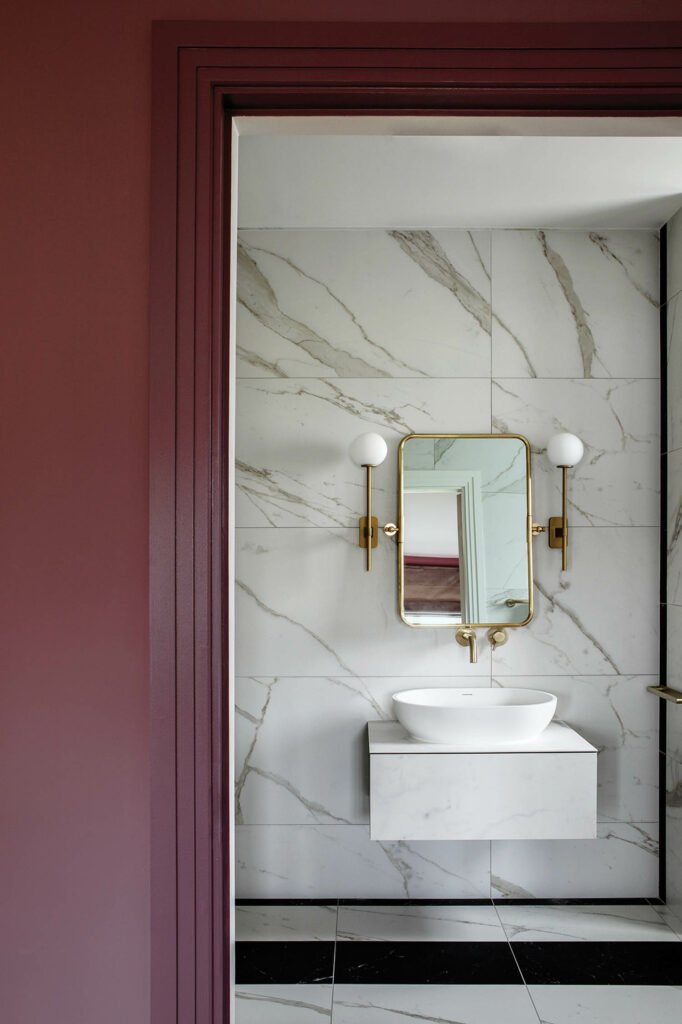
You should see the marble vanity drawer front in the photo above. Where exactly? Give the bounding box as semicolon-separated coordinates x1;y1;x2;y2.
369;749;597;842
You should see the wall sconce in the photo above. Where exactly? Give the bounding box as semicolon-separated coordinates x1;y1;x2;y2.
349;432;388;571
543;432;584;572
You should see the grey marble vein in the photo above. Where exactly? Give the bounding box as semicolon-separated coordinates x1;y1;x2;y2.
235;678;274;823
243;241;427;377
535;579;620;673
602;823;658;855
238;244;386;377
492;312;538;377
388;230;491;334
236;580;355;676
237;990;331;1018
491;875;534;899
589;232;658;307
538;230;598;377
236;459;354;528
333;998;467;1024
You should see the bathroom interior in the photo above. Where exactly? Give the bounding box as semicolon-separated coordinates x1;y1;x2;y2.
232;117;682;1023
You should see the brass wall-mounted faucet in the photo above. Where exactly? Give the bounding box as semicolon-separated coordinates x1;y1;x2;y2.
455;627;477;664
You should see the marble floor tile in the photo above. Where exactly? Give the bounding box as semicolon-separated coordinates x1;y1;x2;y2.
236;941;334;984
491;230;659;379
491;676;659;824
331;985;539;1023
236;825;490;899
529;985;682;1024
235;904;337;941
654;904;682;940
235;377;492;528
496;903;680;942
334;941;522;984
493;377;659;528
515;941;682;985
235;529;492;677
336;904;506;942
235;985;332;1023
237;229;492;379
491;823;659;899
491;527;659;677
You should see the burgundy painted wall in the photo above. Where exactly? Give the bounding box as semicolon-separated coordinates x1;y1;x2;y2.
2;2;682;1022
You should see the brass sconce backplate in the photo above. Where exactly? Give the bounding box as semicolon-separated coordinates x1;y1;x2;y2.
548;516;566;549
359;516;379;549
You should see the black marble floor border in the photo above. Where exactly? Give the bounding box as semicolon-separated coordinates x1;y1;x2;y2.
235;939;682;986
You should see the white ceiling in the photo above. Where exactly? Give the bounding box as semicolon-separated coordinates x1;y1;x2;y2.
237;116;682;230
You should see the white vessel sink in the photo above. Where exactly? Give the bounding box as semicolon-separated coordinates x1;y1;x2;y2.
392;687;557;745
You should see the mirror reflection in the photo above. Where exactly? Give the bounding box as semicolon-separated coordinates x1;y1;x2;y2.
400;435;532;628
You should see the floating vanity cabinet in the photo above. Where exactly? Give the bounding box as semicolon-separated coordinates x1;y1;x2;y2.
368;722;597;841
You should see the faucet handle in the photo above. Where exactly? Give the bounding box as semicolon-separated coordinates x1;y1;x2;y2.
455;627;478;664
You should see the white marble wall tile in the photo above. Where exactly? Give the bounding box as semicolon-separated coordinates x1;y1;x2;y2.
493;378;660;527
492;527;659;677
668;448;682;605
667;755;682;929
236;986;332;1024
529;986;682;1024
491;230;659;379
236;675;488;826
236;825;490;899
332;986;540;1024
235;528;492;677
491;822;658;899
667;293;682;452
493;676;659;824
667;207;682;304
666;606;682;764
237;229;491;379
235;378;491;528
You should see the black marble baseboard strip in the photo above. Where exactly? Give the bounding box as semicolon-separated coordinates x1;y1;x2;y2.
236;941;334;985
235;896;657;907
512;941;682;986
334;941;522;985
492;897;655;906
338;898;494;907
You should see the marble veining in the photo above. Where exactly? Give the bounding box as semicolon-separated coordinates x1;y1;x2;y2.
235;226;661;902
492;230;658;379
331;986;541;1024
235;986;332;1023
237;229;491;379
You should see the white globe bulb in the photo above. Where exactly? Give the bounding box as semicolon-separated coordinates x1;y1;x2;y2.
348;432;388;467
546;432;584;468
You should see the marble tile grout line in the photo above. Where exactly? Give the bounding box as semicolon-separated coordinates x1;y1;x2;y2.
491;901;544;1023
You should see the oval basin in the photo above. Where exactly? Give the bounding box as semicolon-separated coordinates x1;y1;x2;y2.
392;687;557;745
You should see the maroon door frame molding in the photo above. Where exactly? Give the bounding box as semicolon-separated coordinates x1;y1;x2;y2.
150;20;682;1024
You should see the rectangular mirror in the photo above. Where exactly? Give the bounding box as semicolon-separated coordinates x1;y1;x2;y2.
399;434;533;629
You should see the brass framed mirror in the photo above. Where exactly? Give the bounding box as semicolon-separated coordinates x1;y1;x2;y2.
398;434;534;630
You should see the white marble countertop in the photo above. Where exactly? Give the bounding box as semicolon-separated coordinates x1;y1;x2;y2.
368;720;597;755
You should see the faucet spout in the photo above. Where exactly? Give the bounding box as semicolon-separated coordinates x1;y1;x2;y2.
455;627;478;664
